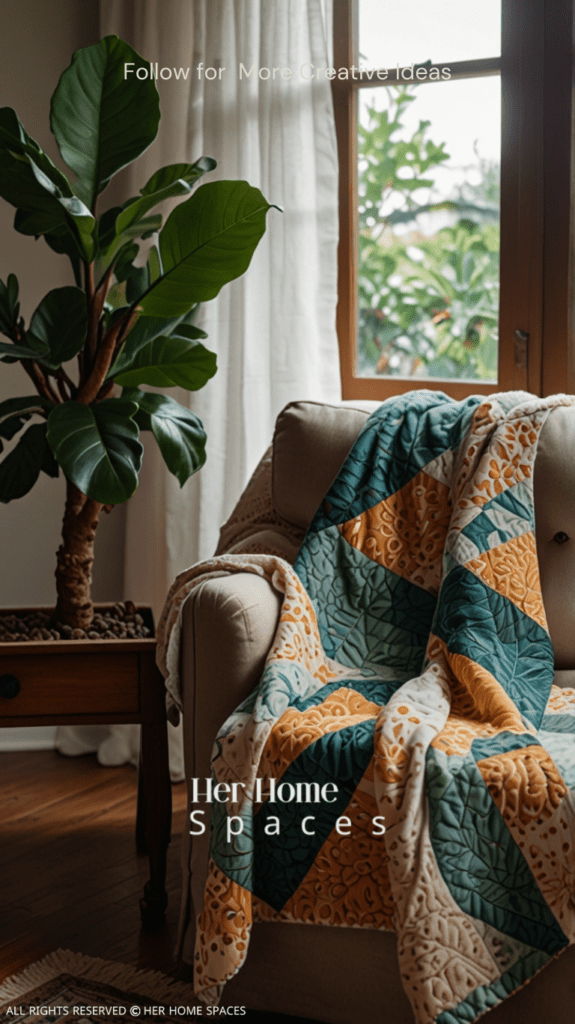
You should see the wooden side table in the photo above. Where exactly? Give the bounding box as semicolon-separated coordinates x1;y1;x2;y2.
0;605;172;927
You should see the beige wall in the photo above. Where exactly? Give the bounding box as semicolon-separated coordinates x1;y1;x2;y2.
0;0;127;611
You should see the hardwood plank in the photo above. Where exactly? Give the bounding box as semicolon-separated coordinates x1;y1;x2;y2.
1;792;182;910
0;750;187;982
1;769;136;826
1;747;101;787
1;829;150;904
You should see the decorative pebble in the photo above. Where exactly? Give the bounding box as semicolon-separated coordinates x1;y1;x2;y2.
0;603;152;642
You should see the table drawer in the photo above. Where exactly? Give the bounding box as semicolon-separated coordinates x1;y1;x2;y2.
0;652;140;717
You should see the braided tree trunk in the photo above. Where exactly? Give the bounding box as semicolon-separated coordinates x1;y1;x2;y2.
54;479;103;630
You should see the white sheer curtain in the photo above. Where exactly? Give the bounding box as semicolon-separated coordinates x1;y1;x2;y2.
56;0;340;775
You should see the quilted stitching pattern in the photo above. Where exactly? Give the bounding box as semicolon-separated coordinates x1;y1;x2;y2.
178;390;575;1023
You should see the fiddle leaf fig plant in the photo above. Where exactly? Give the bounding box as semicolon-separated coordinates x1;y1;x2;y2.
0;35;277;630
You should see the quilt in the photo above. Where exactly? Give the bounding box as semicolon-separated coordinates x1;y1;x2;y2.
157;389;575;1024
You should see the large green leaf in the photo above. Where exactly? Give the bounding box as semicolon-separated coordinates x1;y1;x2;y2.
0;395;52;451
105;281;128;310
0;413;31;444
115;158;216;235
27;286;87;368
46;398;143;504
0;107;74;200
129;390;206;485
123;263;148;305
0;423;50;502
141;158;217;198
168;322;208;341
0;394;52;419
95;211;162;281
12;184;94;257
0;340;53;364
0;274;19;336
95;204;124;252
106;309;207;378
172;304;202;332
110;309;195;369
113;242;140;282
112;334;216;389
41;225;84;285
147;244;162;284
50;36;161;211
138;181;277;317
0;108;95;260
41;441;59;478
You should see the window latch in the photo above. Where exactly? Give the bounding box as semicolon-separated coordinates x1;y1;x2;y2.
513;329;529;372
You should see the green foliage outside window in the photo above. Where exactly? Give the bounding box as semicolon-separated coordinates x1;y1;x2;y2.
358;85;500;381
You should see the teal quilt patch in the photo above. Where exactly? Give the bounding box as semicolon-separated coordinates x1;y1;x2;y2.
426;747;567;954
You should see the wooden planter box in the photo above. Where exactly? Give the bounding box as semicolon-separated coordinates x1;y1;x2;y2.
0;604;172;927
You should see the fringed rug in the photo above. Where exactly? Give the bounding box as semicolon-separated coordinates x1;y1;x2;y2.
0;951;201;1022
0;952;315;1023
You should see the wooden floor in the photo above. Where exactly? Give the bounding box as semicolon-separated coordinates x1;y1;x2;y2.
0;750;318;1023
0;749;188;982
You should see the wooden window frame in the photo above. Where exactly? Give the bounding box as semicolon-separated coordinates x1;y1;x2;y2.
332;0;575;401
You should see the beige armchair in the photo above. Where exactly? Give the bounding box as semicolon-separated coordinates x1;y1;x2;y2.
176;399;575;1024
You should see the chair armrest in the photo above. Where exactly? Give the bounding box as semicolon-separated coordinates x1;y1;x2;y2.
180;572;282;782
179;572;282;928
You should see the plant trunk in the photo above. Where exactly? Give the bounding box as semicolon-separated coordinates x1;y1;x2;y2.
54;479;103;630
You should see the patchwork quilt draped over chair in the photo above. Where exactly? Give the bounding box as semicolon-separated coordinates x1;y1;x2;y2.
158;390;575;1024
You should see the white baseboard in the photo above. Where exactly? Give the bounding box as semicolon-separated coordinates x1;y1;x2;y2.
0;726;57;750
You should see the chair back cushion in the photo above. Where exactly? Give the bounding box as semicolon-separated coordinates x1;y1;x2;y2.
534;405;575;669
272;400;379;529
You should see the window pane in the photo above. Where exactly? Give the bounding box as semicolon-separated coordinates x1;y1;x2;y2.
359;0;501;70
357;77;500;382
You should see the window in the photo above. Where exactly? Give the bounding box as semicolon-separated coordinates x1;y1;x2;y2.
332;0;574;401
